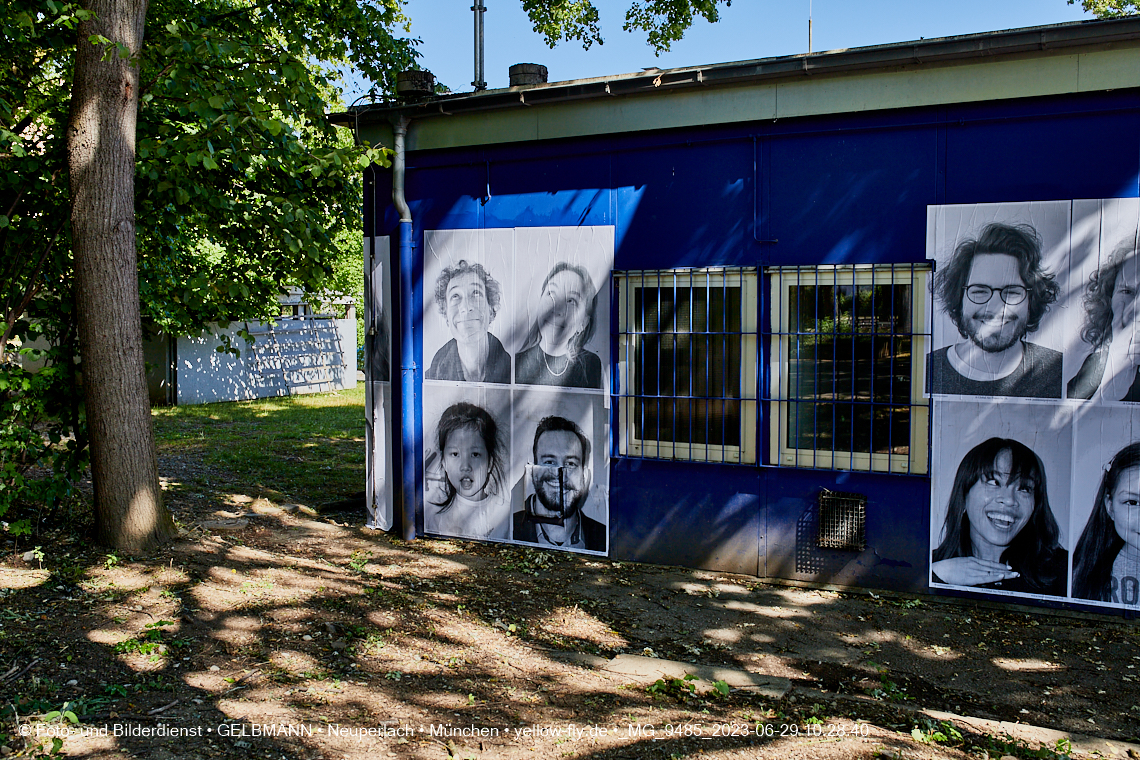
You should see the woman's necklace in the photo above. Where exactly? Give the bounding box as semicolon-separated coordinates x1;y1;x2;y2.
543;350;571;377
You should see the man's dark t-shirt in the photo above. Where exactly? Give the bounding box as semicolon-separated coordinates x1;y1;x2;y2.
929;342;1062;399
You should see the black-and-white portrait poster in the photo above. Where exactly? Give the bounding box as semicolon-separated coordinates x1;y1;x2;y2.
422;229;514;385
423;385;512;542
929;399;1071;599
926;201;1072;401
420;226;613;552
512;227;613;392
365;236;394;531
1070;406;1140;609
511;388;609;555
927;199;1140;605
1067;199;1140;403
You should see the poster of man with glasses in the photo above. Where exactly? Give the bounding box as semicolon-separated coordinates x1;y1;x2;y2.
928;202;1071;399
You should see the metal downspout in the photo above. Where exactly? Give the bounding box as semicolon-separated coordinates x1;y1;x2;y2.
392;117;417;541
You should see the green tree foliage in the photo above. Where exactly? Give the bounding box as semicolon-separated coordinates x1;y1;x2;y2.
134;0;413;335
2;0;727;536
1070;0;1139;17
0;0;416;529
2;1;91;531
521;0;730;54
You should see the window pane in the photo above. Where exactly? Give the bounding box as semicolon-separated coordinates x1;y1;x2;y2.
632;284;743;446
786;282;912;456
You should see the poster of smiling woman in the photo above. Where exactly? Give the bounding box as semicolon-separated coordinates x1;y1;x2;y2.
1066;199;1140;403
512;227;613;392
1070;406;1140;609
929;400;1071;599
421;226;613;551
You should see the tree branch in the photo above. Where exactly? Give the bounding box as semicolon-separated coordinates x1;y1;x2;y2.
0;218;65;352
140;62;176;95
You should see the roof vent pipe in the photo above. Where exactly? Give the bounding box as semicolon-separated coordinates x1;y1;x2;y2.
509;63;548;87
396;70;435;100
472;0;487;91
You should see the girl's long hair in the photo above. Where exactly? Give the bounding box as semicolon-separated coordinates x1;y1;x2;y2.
933;437;1065;594
1072;442;1137;601
429;402;505;511
519;262;598;359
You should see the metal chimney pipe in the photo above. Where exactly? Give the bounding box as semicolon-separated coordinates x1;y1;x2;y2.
808;0;813;54
472;0;487;91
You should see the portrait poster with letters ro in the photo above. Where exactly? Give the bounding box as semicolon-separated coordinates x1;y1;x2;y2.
928;199;1140;609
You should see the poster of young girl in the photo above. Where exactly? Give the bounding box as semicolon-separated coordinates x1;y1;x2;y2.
1070;405;1140;609
422;385;512;542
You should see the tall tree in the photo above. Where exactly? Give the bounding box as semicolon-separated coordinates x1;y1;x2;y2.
2;0;412;547
67;0;175;549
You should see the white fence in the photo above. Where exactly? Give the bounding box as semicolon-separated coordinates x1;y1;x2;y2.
147;316;357;405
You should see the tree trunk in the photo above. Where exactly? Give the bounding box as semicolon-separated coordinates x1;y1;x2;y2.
67;0;175;551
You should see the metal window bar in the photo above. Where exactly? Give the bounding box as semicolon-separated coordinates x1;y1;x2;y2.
764;263;930;475
615;268;758;464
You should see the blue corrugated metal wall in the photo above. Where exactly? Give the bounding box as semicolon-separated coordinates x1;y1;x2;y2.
364;88;1140;603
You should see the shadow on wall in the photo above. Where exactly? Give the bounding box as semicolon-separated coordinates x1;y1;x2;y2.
609;459;760;577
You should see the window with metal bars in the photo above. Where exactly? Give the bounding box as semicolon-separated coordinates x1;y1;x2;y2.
766;265;930;474
616;269;758;464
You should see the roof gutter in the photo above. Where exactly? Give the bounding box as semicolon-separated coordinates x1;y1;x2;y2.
330;17;1140;126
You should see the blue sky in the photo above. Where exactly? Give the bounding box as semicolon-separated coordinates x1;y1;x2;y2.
343;0;1096;99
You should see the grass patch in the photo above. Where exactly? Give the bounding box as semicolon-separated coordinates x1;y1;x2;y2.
151;386;365;504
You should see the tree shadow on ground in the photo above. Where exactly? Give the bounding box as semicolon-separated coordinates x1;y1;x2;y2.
2;496;1137;759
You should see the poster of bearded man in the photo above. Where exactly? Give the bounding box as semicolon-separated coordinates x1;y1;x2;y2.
510;388;608;554
927;201;1072;400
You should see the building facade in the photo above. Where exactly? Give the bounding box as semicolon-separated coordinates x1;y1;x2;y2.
342;18;1140;615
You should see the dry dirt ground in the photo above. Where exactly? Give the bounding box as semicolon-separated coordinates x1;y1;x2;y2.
2;460;1140;760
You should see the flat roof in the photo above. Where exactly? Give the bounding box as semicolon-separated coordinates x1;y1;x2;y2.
333;17;1140;150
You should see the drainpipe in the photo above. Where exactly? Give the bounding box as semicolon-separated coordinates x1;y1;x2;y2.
392;116;417;541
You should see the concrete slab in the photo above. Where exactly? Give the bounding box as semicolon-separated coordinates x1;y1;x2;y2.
923;709;1140;759
198;519;249;533
546;650;610;670
602;654;790;699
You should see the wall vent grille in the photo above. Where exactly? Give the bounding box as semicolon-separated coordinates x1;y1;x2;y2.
816;489;866;551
